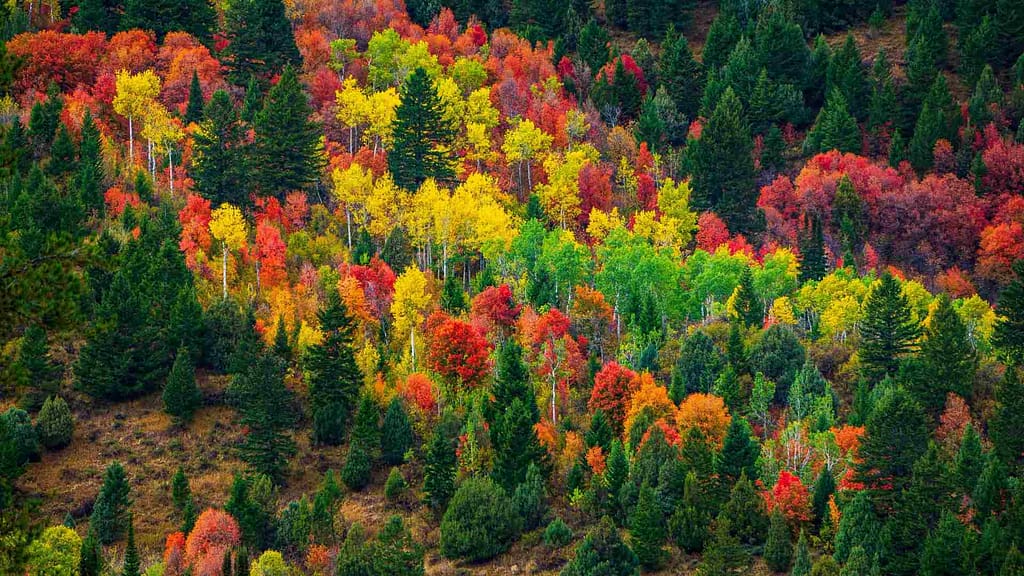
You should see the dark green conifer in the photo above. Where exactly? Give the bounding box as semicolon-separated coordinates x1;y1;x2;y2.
306;291;362;446
251;66;323;199
90;462;132;544
163;347;202;425
381;397;413;466
388;67;456;190
858;273;921;381
223;0;300;83
765;508;794;572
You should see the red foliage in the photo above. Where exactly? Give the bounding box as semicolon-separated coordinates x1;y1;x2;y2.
935;267;977;298
255;221;288;289
7;31;107;93
640;418;683;448
159;42;227;114
105;30;158;74
977;222;1024;284
426;317;493;389
184;509;240;576
163;532;187;576
696;212;730;252
935;393;972;450
346;256;396;321
403;372;437;415
981;130;1024;199
577;163;613;230
470;284;521;338
596;54;647;95
636;173;657;211
766;470;812;525
283;192;310;232
588;361;639;431
178;193;212;270
104;186;141;217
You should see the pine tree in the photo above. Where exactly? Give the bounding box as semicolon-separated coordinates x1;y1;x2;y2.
668;471;709;553
48;123;76;179
911;295;977;413
799;215;828;282
562;516;639;576
994;260;1024;365
766;508;794;572
163;347;202;425
192;90;248;208
920;510;971;576
251;65;322;200
832;176;867;258
388;67;456;190
122;515;140;576
1002;544;1024;576
17;324;60;412
791;530;812;576
719;416;758;484
967;64;1003;128
858;273;921;382
578;19;610;73
888;129;907;167
381;397;413;466
954;423;984;494
995;0;1024;68
698;517;749;576
305;291;362;446
492;398;548;492
833;491;879;563
660;26;704;120
754;6;810;86
732;267;762;328
184;71;206;125
122;0;216;42
233;352;295;483
855;388;929;508
960;16;997;87
78;532;103;576
702;13;741;70
585;409;614;452
811;467;836;528
909;75;957;172
90;462;132;544
604;0;627;28
805;89;861;155
73;0;122;36
841;546;871;576
689;87;758;235
171;466;192;515
271;315;292;363
671;330;724;400
827;35;869;120
605;439;629;521
720;472;768;545
991;366;1024;469
423;420;457;512
342;442;372;491
35;395;74;449
630;484;667;568
223;0;300;83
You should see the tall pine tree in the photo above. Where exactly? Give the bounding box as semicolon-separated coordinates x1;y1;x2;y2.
388;67;456;190
858;273;921;382
251;66;323;200
305;291;362;446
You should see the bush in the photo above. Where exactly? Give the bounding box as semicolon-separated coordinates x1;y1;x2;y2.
163;348;202;424
512;463;547;531
440;477;522;562
2;407;39;464
341;443;371;491
35;396;73;449
384;467;407;503
251;550;288;576
561;516;638;576
543;518;573;548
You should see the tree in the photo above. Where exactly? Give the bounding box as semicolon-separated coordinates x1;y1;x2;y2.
669;471;709;553
252;66;323;199
859;273;921;382
122;515;140;576
492;398;548;493
73;0;122;35
392;265;431;365
25;525;81;576
733;267;762;328
855;388;929;507
163;347;202;425
232;352;295;483
305;291;362;446
122;0;215;42
991;367;1024;469
811;467;836;528
698;517;749;576
192;91;248;208
388;68;456;190
799;216;828;283
629;484;667;568
513;463;547;531
919;510;971;576
223;0;300;83
209;204;248;300
719;416;758;483
791;531;811;576
381;398;413;466
423;421;457;512
77;111;104;214
440;477;522;562
342;394;379;490
579;19;610;73
750;324;806;403
995;0;1024;68
16;324;57;406
171;466;193;517
720;473;769;545
90;462;132;544
765;508;794;572
35;396;73;450
561;516;639;576
833;491;879;563
113;70;160;167
911;296;977;413
689;87;759;235
994;260;1024;365
671;331;724;401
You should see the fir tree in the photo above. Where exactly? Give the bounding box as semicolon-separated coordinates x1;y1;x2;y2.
271;315;292;363
719;416;758;484
799;215;828;282
35;396;74;449
859;273;921;381
381;397;413;466
689;87;759;235
122;515;140;576
163;347;202;424
122;0;216;42
604;0;627;28
991;366;1024;469
233;352;295;483
832;176;867;257
909;75;957;172
833;491;880;563
994;260;1024;365
605;439;629;521
17;324;60;412
223;0;300;83
855;388;929;508
791;530;812;576
423;420;457;512
754;6;810;86
585;409;614;452
90;462;132;544
562;516;639;576
513;462;547;531
841;546;871;576
342;443;372;491
805;89;861;155
889;130;908;167
578;19;610;73
78;532;103;576
826;35;869;120
920;510;971;576
492;398;548;492
671;330;724;401
811;467;836;528
698;517;749;576
668;471;709;553
305;291;362;446
911;295;977;413
954;423;985;494
192;90;248;208
765;508;794;572
720;473;768;545
994;0;1024;68
184;71;206;125
702;13;741;70
388;67;456;190
630;484;667;568
660;26;704;119
733;267;762;329
48;123;76;179
251;65;322;199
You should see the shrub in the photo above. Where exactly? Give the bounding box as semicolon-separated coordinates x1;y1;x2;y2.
440;477;522;562
25;525;81;576
250;550;288;576
2;407;39;464
561;516;638;576
543;518;574;548
384;467;407;503
341;443;371;491
512;463;547;531
35;396;73;449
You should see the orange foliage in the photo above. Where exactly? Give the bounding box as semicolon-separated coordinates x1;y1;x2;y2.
403;373;437;415
105;30;158;74
185;509;241;576
641;418;683;448
179;193;212;269
588;361;638;431
935;393;972;449
163;532;187;576
105;186;141;217
696;212;730;252
675;393;732;449
426;317;492;388
586;445;606;476
623;373;676;438
831;425;864;458
306;543;332;575
7;30;107;93
535;420;558;454
255;221;288;289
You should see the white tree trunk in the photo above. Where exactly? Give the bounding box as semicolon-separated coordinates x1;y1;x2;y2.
222;244;228;299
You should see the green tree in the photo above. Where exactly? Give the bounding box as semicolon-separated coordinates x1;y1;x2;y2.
833;491;879;563
858;273;921;382
995;0;1024;68
804;90;861;155
252;66;323;200
561;516;639;576
513;462;547;531
492;397;548;493
799;215;828;282
305;291;362;446
826;35;869;120
232;352;295;483
34;396;73;450
423;420;457;512
163;347;202;424
223;0;300;83
17;325;60;412
192;90;248;208
668;471;709;553
73;0;122;35
89;462;132;544
832;176;867;257
381;397;413;466
76;111;105;214
720;472;768;545
792;530;812;576
184;71;206;125
122;0;215;43
765;508;794;572
630;484;666;568
811;467;836;528
719;416;758;484
908;75;957;173
919;510;972;576
671;330;723;401
659;26;704;119
754;7;810;86
121;515;139;576
750;324;806;402
991;366;1024;469
604;439;630;521
698;517;749;576
388;67;456;190
440;477;522;562
733;267;762;328
578;19;610;73
702;13;741;70
994;260;1024;365
912;295;977;412
855;388;928;508
24;525;80;576
78;532;103;576
171;466;192;516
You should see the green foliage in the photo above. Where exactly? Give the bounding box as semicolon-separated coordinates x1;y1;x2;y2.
719;417;758;484
25;525;80;576
77;532;102;576
232;352;296;483
440;477;522;562
306;291;363;446
226;473;275;551
223;0;300;83
122;515;140;576
578;19;610;73
17;324;60;411
629;484;666;568
544;518;574;548
252;65;323;199
192;90;249;208
698;517;749;576
766;508;793;571
492;396;547;493
89;462;132;545
991;366;1024;469
792;530;812;576
994;260;1024;365
804;90;861;155
833;490;880;563
163;347;202;424
720;472;768;546
920;510;972;576
669;472;709;553
513;463;547;531
750;324;806;402
422;419;457;512
34;396;73;450
561;516;639;576
384;467;407;503
811;467;836;528
342;443;372;492
660;26;704;120
381;397;413;466
388;67;456;190
859;273;921;382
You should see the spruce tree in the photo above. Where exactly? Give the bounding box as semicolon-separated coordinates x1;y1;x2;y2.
190;90;248;208
578;19;610;73
799;215;828;282
305;291;362;446
604;439;630;521
17;324;60;412
90;462;132;544
733;266;762;329
122;515;140;576
718;416;758;484
78;532;103;576
630;484;667;568
858;273;921;382
698;517;749;576
919;510;971;576
233;352;295;483
122;0;216;43
35;396;74;449
184;71;206;125
720;472;768;545
912;295;977;412
765;508;794;572
562;516;639;576
909;75;957;172
791;530;812;576
754;7;810;86
171;466;192;515
423;420;457;512
660;26;704;119
991;366;1024;469
48;123;76;179
671;330;724;400
995;0;1024;68
585;409;614;452
492;398;548;492
811;467;836;528
832;176;867;257
954;423;984;494
702;13;741;70
689;87;758;235
381;397;413;466
841;546;871;576
833;491;879;563
804;89;861;155
388;67;456;190
668;471;709;553
993;260;1024;365
163;347;202;425
251;65;322;199
223;0;300;83
855;388;928;508
826;35;869;120
271;315;292;363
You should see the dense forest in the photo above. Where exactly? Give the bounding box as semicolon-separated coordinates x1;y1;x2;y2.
2;0;1024;574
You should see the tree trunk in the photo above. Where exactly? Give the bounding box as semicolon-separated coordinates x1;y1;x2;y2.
128;116;134;166
222;244;228;299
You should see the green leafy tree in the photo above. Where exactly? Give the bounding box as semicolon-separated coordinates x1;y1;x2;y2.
765;508;794;572
388;67;456;190
223;0;300;83
750;324;806;402
306;291;362;446
89;462;132;544
440;477;522;562
859;273;921;382
163;347;202;424
252;66;323;199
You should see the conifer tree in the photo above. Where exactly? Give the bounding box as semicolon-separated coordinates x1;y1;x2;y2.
223;0;300;83
73;0;122;35
163;347;202;425
995;0;1024;68
833;491;879;563
381;397;413;466
804;90;861;155
388;67;456;190
671;330;724;400
233;352;295;483
171;466;192;515
991;366;1024;469
306;291;362;446
660;26;704;120
791;530;812;576
994;260;1024;365
689;87;758;235
630;484;667;568
698;517;749;576
811;467;836;528
841;546;871;576
858;273;921;382
827;35;869;120
17;324;60;412
585;409;614;452
919;510;971;576
604;0;627;28
668;471;709;553
766;508;794;572
271;315;292;363
122;0;216;43
492;397;548;492
122;515;140;576
252;66;322;199
855;388;928;508
733;266;761;329
909;75;957;172
754;7;810;86
192;90;248;208
719;417;758;484
423;421;457;512
702;13;741;70
720;472;768;545
562;516;639;576
799;215;828;282
832;176;867;257
578;19;610;73
78;532;103;576
90;462;132;544
48;123;76;179
184;71;205;125
35;396;74;449
912;295;977;412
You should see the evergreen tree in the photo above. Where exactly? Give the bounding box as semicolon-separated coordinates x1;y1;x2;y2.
811;467;836;528
423;421;457;512
122;515;140;576
585;409;614;452
489;340;537;423
968;64;1003;128
381;397;413;466
171;466;192;514
48;123;76;179
841;546;871;576
754;6;810;86
17;324;60;412
720;473;768;545
702;13;741;70
305;291;362;445
804;89;861;155
765;508;794;572
827;35;869;120
232;352;295;483
35;396;74;449
858;273;921;381
805;35;832;110
90;462;132;544
388;67;456;190
954;423;984;494
184;71;206;125
578;19;610;73
192;90;248;208
671;330;724;400
833;491;880;563
635;95;665;151
342;443;372;491
668;471;709;553
252;65;322;199
73;0;123;35
630;484;667;568
492;398;548;492
562;516;639;576
995;0;1024;68
732;267;762;329
991;366;1024;469
792;531;812;576
163;347;202;425
832;176;867;258
271;315;292;363
909;75;957;172
867;51;899;136
604;0;627;28
122;0;216;43
225;474;274;551
912;295;977;412
698;517;749;576
440;274;467;314
604;439;629;521
78;532;103;576
1002;544;1024;576
994;260;1024;365
689;87;759;235
659;26;704;120
799;215;828;282
718;417;758;484
920;510;971;576
889;129;908;168
855;388;929;508
223;0;300;83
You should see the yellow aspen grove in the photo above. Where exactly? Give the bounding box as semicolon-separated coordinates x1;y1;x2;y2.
141;104;183;192
392;265;431;367
112;69;160;168
209;204;248;299
331;163;374;250
501;118;552;195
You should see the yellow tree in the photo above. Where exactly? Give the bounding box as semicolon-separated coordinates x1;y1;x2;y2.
502;118;552;193
331;163;374;249
536;145;598;229
406;179;446;269
209;204;248;299
433;179;477;280
113;69;160;167
335;77;368;154
141;103;184;192
365;173;410;242
392;265;432;366
460;173;515;263
364;88;400;154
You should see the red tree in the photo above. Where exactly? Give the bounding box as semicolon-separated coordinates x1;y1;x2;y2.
588;361;638;432
427;316;493;389
184;509;240;576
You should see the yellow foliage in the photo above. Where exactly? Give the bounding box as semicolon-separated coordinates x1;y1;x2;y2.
365;173;410;239
675;392;732;448
209;204;248;250
770;296;798;325
113;69;160;120
623;373;676;440
586;208;626;241
357;342;381;388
